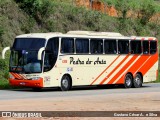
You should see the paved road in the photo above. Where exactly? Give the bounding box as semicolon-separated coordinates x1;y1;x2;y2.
0;83;159;100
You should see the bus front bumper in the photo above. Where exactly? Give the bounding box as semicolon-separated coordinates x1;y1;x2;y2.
9;78;43;88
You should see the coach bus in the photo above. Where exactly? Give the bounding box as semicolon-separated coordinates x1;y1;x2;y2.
2;31;158;91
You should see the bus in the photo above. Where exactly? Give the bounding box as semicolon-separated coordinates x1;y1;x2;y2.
2;31;159;91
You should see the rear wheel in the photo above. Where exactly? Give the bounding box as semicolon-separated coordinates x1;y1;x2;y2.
61;75;71;91
133;73;142;88
124;74;133;88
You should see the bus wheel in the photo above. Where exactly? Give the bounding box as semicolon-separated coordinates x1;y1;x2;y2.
133;73;142;88
61;75;71;91
124;74;133;88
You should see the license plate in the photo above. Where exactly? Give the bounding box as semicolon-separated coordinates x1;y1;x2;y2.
20;82;25;85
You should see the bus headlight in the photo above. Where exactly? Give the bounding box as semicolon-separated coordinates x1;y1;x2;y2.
31;77;40;80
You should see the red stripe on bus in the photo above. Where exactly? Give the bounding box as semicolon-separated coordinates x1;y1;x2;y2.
107;55;138;84
99;54;130;85
10;72;16;78
115;53;158;84
156;70;158;80
10;73;20;79
18;74;26;79
11;73;25;79
141;38;145;40
138;53;158;75
90;55;120;85
128;55;149;74
15;73;24;79
148;38;154;40
114;55;150;84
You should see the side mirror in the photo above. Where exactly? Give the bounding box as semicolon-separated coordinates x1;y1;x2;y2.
2;47;10;59
38;47;45;60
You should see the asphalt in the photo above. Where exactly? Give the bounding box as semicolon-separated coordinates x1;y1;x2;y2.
0;83;159;100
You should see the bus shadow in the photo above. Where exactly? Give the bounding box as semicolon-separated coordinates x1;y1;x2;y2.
8;84;151;92
71;84;150;91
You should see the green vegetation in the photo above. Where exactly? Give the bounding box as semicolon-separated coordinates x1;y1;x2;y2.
0;0;159;88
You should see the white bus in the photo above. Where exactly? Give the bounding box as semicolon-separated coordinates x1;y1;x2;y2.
2;31;159;91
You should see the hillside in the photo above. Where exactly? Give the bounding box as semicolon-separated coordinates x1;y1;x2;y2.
76;0;160;21
0;0;160;47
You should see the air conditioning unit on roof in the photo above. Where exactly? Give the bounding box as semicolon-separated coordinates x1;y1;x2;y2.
67;30;123;37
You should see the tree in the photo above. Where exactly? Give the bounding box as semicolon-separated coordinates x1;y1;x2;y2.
139;0;156;25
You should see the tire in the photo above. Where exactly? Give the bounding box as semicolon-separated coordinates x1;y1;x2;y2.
61;75;71;91
133;73;142;88
124;74;133;88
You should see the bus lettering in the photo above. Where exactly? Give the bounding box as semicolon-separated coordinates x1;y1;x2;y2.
70;57;84;65
94;57;106;65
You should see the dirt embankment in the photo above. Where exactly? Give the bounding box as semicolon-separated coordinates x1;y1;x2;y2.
75;0;160;22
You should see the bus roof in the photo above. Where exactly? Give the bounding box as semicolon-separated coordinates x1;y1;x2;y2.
16;32;63;39
16;31;157;40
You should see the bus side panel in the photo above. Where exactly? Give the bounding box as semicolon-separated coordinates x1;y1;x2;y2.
42;52;158;87
42;66;62;87
110;53;158;84
138;53;158;82
56;55;122;86
143;61;158;82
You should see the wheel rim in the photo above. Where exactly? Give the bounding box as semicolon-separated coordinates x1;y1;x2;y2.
135;76;141;86
62;78;68;88
126;76;131;87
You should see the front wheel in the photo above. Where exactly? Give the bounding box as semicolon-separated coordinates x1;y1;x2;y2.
124;74;133;88
61;75;71;91
133;74;142;88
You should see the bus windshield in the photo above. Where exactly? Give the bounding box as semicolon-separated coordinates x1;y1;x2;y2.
13;38;46;50
10;50;42;73
10;38;46;73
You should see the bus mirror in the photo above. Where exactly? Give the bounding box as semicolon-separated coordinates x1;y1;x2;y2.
38;47;45;60
2;47;10;59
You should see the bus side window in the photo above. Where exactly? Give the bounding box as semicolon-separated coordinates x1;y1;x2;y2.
76;38;89;53
150;41;157;54
130;41;142;54
90;39;103;54
118;40;129;54
44;37;59;72
143;41;149;54
61;38;74;53
104;40;117;54
46;37;59;56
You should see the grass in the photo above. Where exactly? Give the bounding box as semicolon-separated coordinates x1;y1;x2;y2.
0;79;10;89
0;79;21;89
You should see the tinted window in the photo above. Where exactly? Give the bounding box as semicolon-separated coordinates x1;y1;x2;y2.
143;41;149;54
150;41;157;54
90;39;103;54
104;40;117;54
61;38;74;53
118;40;129;54
13;38;46;50
76;38;89;53
131;41;142;54
46;37;59;55
44;37;59;72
